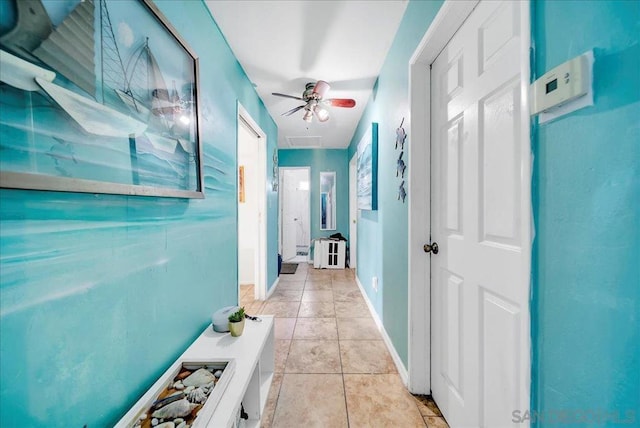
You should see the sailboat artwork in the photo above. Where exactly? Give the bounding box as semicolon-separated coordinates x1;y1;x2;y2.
0;0;204;198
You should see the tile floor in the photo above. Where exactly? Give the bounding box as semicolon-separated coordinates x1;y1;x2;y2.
240;263;449;428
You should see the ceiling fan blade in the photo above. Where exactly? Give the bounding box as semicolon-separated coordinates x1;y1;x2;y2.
272;92;304;101
281;105;306;116
326;98;356;108
312;80;331;99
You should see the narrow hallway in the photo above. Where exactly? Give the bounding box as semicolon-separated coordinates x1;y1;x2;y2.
241;264;448;427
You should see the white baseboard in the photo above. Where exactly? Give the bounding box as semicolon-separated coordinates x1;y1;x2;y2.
266;277;279;299
355;276;409;386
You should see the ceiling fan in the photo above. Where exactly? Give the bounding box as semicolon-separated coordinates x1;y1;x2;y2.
272;80;356;123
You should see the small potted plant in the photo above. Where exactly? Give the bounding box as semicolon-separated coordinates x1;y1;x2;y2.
228;306;246;337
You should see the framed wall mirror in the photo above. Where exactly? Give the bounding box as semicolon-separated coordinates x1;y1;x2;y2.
320;171;336;230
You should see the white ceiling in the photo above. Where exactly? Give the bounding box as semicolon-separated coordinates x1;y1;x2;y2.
205;0;409;149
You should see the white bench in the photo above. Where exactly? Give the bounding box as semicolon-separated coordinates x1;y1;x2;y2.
116;316;275;427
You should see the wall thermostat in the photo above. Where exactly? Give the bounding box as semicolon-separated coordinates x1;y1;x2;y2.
531;52;592;116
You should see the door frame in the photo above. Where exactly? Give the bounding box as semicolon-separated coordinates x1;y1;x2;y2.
349;153;358;269
407;0;532;399
237;103;267;301
278;166;311;263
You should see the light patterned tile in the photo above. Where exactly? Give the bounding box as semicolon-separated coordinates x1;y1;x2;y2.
272;374;347;428
261;372;283;428
336;317;381;340
333;288;366;302
425;416;449;428
276;281;305;290
240;296;254;306
279;272;307;282
274;318;297;340
308;270;332;280
304;280;332;290
244;302;265;317
332;270;354;281
340;340;396;374
240;284;254;299
335;300;370;318
293;318;337;340
261;301;301;317
344;374;425;428
269;289;303;302
413;395;443;417
285;340;341;373
297;301;335;318
301;290;333;302
275;340;291;373
332;280;359;290
296;262;310;271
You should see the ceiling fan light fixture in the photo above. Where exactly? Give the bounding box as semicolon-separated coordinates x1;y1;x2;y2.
302;109;313;122
315;106;329;122
312;80;331;99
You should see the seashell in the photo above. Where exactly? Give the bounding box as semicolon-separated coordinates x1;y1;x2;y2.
174;419;184;425
156;423;175;428
152;398;196;419
173;381;185;390
186;387;208;403
214;370;223;378
152;392;184;411
176;370;191;380
151;418;158;426
182;368;216;387
176;423;187;428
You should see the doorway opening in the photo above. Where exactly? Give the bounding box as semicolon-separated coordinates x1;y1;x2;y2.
237;103;267;302
279;167;311;264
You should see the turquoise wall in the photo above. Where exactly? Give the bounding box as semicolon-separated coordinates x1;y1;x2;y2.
278;149;350;246
351;1;639;419
532;0;640;423
347;0;443;367
0;0;278;426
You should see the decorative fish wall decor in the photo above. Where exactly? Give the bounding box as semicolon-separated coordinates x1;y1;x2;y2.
397;151;406;178
398;180;406;203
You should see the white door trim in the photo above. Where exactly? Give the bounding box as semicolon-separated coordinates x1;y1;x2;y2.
237;103;268;301
349;153;358;269
407;0;532;400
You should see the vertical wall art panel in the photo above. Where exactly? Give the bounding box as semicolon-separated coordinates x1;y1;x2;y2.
357;122;378;210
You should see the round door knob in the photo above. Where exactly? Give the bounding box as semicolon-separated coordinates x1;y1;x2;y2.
423;242;439;254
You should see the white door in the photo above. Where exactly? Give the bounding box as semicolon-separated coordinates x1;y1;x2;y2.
349;155;357;269
430;1;530;427
280;169;298;261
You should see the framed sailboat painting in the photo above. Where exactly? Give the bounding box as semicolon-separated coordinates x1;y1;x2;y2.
0;0;205;198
